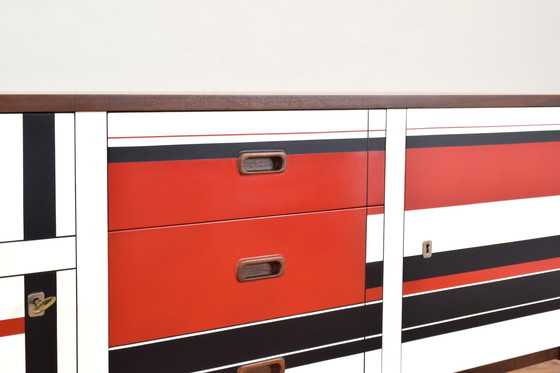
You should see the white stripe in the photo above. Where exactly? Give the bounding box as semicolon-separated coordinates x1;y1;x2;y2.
365;349;382;373
0;237;75;278
381;109;407;373
402;308;560;373
366;213;384;263
0;276;24;320
0;114;23;243
407;107;560;129
76;112;108;373
368;109;386;131
108;131;366;148
200;339;365;373
408;123;560;136
57;269;77;373
404;195;560;257
287;353;364;373
108;110;367;138
0;334;26;373
55;113;76;237
404;268;560;298
110;303;366;351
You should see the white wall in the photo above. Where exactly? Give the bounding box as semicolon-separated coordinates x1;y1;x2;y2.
1;0;559;94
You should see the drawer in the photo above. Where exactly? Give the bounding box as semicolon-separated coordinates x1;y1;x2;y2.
108;208;366;347
107;110;367;230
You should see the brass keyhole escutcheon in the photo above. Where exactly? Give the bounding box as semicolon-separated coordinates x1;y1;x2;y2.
422;240;433;259
28;292;56;317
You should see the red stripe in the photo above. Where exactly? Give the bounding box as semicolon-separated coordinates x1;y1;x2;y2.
367;206;384;215
368;150;385;207
0;318;25;337
403;257;560;296
407;123;560;131
109;152;367;231
405;142;560;210
109;129;367;140
366;287;383;302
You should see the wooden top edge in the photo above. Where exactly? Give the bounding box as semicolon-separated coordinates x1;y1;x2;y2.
2;94;560;112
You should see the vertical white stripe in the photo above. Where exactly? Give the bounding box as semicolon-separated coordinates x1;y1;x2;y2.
0;114;23;243
0;334;26;373
0;276;24;320
55;113;76;237
381;109;407;373
287;353;364;373
76;112;108;373
57;269;77;373
366;214;384;263
365;349;382;373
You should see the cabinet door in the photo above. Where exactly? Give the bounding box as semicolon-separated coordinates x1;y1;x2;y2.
402;108;560;373
0;271;76;373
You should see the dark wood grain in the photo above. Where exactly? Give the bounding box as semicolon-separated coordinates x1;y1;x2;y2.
2;94;560;113
457;347;560;373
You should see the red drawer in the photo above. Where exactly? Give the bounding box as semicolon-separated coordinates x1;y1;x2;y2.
368;150;385;206
108;208;366;347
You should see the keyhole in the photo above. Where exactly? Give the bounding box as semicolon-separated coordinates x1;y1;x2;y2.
422;240;432;258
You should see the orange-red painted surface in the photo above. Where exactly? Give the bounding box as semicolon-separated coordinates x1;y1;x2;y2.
109;152;367;231
109;208;366;347
366;287;383;302
403;257;560;296
405;142;560;210
367;206;384;215
367;151;385;207
0;318;24;338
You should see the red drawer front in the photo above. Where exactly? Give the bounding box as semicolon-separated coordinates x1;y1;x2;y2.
108;151;367;231
109;208;366;347
405;141;560;210
367;150;385;206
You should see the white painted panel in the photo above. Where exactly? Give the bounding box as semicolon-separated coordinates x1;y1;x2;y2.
57;269;77;373
0;237;76;278
381;109;407;373
407;107;560;129
368;109;386;132
0;114;23;243
0;276;24;320
0;334;26;373
365;349;382;373
404;196;560;257
55;113;76;237
108;130;367;147
366;214;384;263
108;110;367;138
408;123;560;136
75;112;108;373
402;309;560;373
288;353;364;373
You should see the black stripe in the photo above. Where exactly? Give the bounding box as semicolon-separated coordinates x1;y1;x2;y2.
403;235;560;282
403;270;560;328
365;261;383;288
368;137;385;151
109;304;381;373
209;337;382;373
407;130;560;148
108;138;367;163
25;272;57;373
23;114;56;240
403;298;560;342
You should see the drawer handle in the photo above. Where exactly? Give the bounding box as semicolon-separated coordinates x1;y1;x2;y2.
238;358;285;373
236;255;286;282
238;151;287;175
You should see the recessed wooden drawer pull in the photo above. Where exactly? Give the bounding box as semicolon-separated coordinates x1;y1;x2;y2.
236;255;286;282
238;358;285;373
238;151;287;175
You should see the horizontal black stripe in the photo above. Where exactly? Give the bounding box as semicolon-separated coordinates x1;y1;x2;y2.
209;337;382;373
109;138;368;163
109;304;381;373
404;235;560;282
407;130;560;148
365;261;383;288
403;298;560;342
403;270;560;328
368;137;385;151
